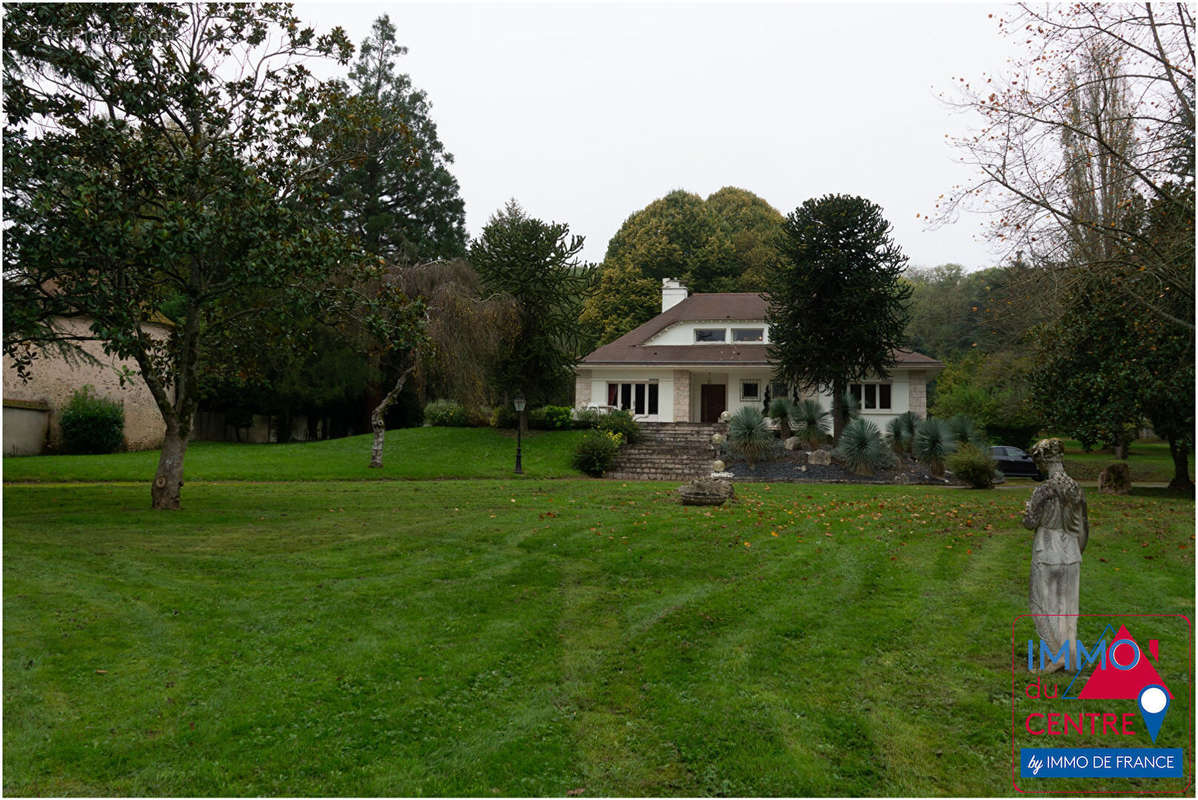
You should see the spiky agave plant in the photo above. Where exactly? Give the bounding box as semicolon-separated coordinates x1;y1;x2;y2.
792;398;831;449
835;418;894;475
914;417;957;476
727;406;774;467
768;396;795;440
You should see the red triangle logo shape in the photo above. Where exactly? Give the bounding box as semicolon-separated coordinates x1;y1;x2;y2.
1077;625;1172;700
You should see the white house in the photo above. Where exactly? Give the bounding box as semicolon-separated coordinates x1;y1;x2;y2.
574;279;943;427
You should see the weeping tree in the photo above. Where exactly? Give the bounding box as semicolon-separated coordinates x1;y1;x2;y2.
392;260;518;413
2;3;361;509
354;260;519;468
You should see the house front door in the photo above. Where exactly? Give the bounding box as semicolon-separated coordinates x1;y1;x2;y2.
700;384;726;423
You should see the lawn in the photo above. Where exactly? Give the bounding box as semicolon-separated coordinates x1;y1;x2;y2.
2;427;586;483
1060;438;1188;484
4;471;1193;795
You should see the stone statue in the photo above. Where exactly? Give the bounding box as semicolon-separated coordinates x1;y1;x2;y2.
1021;438;1089;673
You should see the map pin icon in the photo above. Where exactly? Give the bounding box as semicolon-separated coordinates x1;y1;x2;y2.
1138;685;1170;743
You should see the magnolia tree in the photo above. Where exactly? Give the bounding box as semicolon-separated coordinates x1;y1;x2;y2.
2;4;368;509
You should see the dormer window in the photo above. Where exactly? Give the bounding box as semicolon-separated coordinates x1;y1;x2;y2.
731;328;764;342
694;328;726;343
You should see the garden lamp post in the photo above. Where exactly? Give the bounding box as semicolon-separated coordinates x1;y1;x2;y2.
513;393;525;474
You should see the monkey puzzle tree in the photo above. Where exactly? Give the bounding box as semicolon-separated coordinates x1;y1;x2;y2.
469;201;591;412
767;195;911;440
3;3;362;509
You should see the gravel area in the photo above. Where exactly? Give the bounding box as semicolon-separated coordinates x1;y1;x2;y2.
725;450;953;486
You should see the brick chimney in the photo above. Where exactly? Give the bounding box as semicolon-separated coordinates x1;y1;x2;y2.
662;278;688;312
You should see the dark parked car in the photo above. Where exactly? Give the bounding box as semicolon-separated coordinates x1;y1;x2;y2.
991;446;1045;480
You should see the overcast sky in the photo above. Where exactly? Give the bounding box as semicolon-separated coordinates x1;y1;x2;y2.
300;2;1014;271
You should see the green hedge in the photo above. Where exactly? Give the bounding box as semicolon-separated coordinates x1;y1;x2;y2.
59;386;124;454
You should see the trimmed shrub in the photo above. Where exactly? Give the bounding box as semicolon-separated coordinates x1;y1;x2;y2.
792;398;831;448
423;399;468;427
59;385;124;454
835;418;895;475
914;417;957;476
529;405;574;430
947;443;998;489
572;429;623;477
768;396;795;439
727;407;774;466
573;407;602;430
598;409;641;445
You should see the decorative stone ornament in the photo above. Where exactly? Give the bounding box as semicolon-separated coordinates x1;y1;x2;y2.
1022;438;1089;673
678;477;735;506
808;450;832;466
1097;462;1131;495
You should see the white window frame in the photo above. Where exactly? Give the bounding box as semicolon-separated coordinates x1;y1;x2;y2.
693;328;727;343
848;381;893;411
606;380;660;416
731;327;765;343
741;380;760;401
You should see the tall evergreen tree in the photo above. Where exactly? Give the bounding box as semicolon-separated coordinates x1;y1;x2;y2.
767;195;911;439
324;15;466;263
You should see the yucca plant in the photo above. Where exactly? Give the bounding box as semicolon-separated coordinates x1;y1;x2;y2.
833;390;861;429
727;406;774;467
768;396;795;439
792;398;831;448
835;418;895;475
914;417;957;476
944;411;982;450
885;416;909;455
886;411;920;455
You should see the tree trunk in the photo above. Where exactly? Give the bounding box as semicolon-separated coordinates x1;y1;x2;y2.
151;424;187;510
1114;430;1130;460
831;377;847;442
368;364;417;469
1167;437;1193;492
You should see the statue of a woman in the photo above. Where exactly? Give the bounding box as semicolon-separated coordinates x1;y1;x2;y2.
1021;438;1088;673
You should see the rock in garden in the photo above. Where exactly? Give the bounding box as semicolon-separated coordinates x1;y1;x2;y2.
1097;462;1131;495
783;436;801;451
712;459;726;473
808;449;832;466
678;477;735;506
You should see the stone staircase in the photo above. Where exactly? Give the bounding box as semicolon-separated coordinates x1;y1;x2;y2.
606;422;720;481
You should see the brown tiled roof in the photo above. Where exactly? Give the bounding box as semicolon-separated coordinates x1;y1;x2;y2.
580;292;943;369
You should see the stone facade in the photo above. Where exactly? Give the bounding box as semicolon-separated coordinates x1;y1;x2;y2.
908;370;927;417
574;369;592;407
672;370;691;422
3;317;170;452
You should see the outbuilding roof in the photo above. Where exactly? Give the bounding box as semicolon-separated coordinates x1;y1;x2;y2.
580;292;943;369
